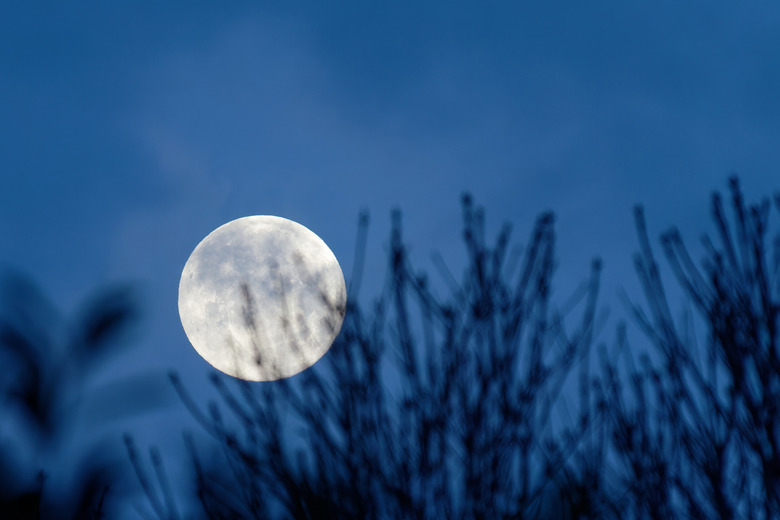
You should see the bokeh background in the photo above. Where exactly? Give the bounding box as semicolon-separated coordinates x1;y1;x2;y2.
2;1;780;516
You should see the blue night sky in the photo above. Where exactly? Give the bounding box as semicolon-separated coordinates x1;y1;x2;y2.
2;1;780;514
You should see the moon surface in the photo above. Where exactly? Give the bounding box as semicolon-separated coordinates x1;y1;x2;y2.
178;216;346;381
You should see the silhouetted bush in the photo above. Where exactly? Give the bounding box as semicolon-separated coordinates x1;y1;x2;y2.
140;196;608;519
0;274;140;519
7;177;780;519
147;178;780;519
601;177;780;519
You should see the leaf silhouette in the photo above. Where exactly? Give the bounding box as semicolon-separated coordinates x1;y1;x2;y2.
70;284;139;365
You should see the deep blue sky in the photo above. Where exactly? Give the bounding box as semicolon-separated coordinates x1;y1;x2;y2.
2;1;780;514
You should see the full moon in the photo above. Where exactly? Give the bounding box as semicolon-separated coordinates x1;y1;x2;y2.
178;216;347;381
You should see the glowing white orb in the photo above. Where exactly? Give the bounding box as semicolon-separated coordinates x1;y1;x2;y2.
178;216;346;381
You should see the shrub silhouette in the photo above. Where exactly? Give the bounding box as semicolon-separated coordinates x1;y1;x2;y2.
0;274;141;519
601;177;780;519
140;196;608;519
144;178;780;519
5;176;779;519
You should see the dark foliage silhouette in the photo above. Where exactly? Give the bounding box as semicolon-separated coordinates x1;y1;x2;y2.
5;177;780;519
602;177;780;519
0;274;140;519
137;196;609;519
140;178;780;519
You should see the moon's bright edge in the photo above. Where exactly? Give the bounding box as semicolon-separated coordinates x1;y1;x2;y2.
178;216;347;381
